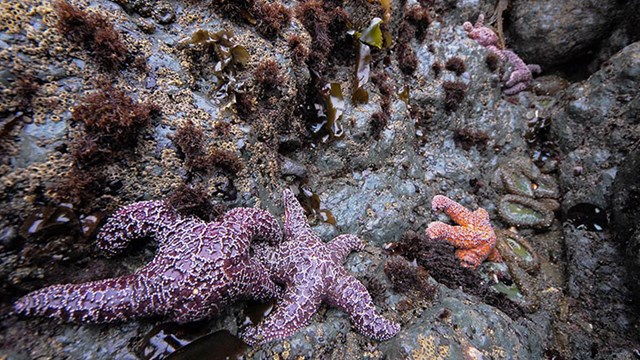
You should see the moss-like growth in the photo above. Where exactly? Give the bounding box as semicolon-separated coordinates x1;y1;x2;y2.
50;168;104;207
396;21;418;75
54;0;128;70
360;275;387;306
485;52;501;72
453;127;488;151
442;81;467;113
255;2;291;39
0;73;39;140
431;61;442;77
445;56;467;76
71;81;158;164
294;1;353;71
384;256;436;300
254;59;282;94
405;5;431;42
370;111;388;140
395;4;430;75
371;68;392;114
394;230;524;319
167;183;214;221
170;120;243;176
234;91;255;120
210;148;244;175
213;0;291;39
14;73;40;110
287;34;308;63
171;120;211;172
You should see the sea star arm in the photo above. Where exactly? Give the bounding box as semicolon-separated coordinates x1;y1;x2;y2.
13;274;153;322
528;64;542;74
231;257;280;302
222;207;283;247
282;189;311;239
426;221;485;249
487;46;507;61
327;234;365;263
325;274;400;341
454;247;494;269
487;248;504;262
431;195;473;227
503;82;529;96
241;284;322;346
96;200;181;257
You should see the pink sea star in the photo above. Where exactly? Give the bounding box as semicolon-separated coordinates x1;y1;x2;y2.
241;189;400;345
463;14;541;95
426;195;503;270
14;200;282;323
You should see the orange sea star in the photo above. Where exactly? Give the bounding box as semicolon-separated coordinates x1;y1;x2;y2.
426;195;502;269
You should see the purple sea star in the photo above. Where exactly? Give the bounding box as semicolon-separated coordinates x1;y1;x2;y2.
14;200;282;323
463;14;541;95
241;189;400;345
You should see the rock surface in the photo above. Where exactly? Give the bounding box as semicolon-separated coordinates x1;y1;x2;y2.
1;0;639;359
508;0;625;67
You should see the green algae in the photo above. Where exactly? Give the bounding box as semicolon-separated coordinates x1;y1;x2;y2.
351;17;384;104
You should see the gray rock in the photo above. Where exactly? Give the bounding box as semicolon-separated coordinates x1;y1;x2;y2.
281;156;307;178
508;0;624;67
611;149;640;297
12;120;67;168
562;226;636;358
381;286;543;359
553;42;640;212
323;170;430;246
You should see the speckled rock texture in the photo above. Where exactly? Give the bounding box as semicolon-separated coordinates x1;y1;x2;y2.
553;42;640;211
507;0;627;67
611;149;640;298
382;286;544;359
1;0;640;358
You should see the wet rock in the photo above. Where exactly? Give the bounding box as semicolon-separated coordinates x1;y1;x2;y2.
3;0;638;357
381;286;543;359
554;42;640;211
280;156;307;178
2;321;144;359
508;0;624;67
323;170;430;246
611;149;640;297
531;75;570;96
562;226;636;358
0;226;20;251
12;120;67;168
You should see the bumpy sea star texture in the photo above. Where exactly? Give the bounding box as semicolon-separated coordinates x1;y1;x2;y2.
463;14;541;95
14;200;282;323
426;195;502;269
241;189;400;345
